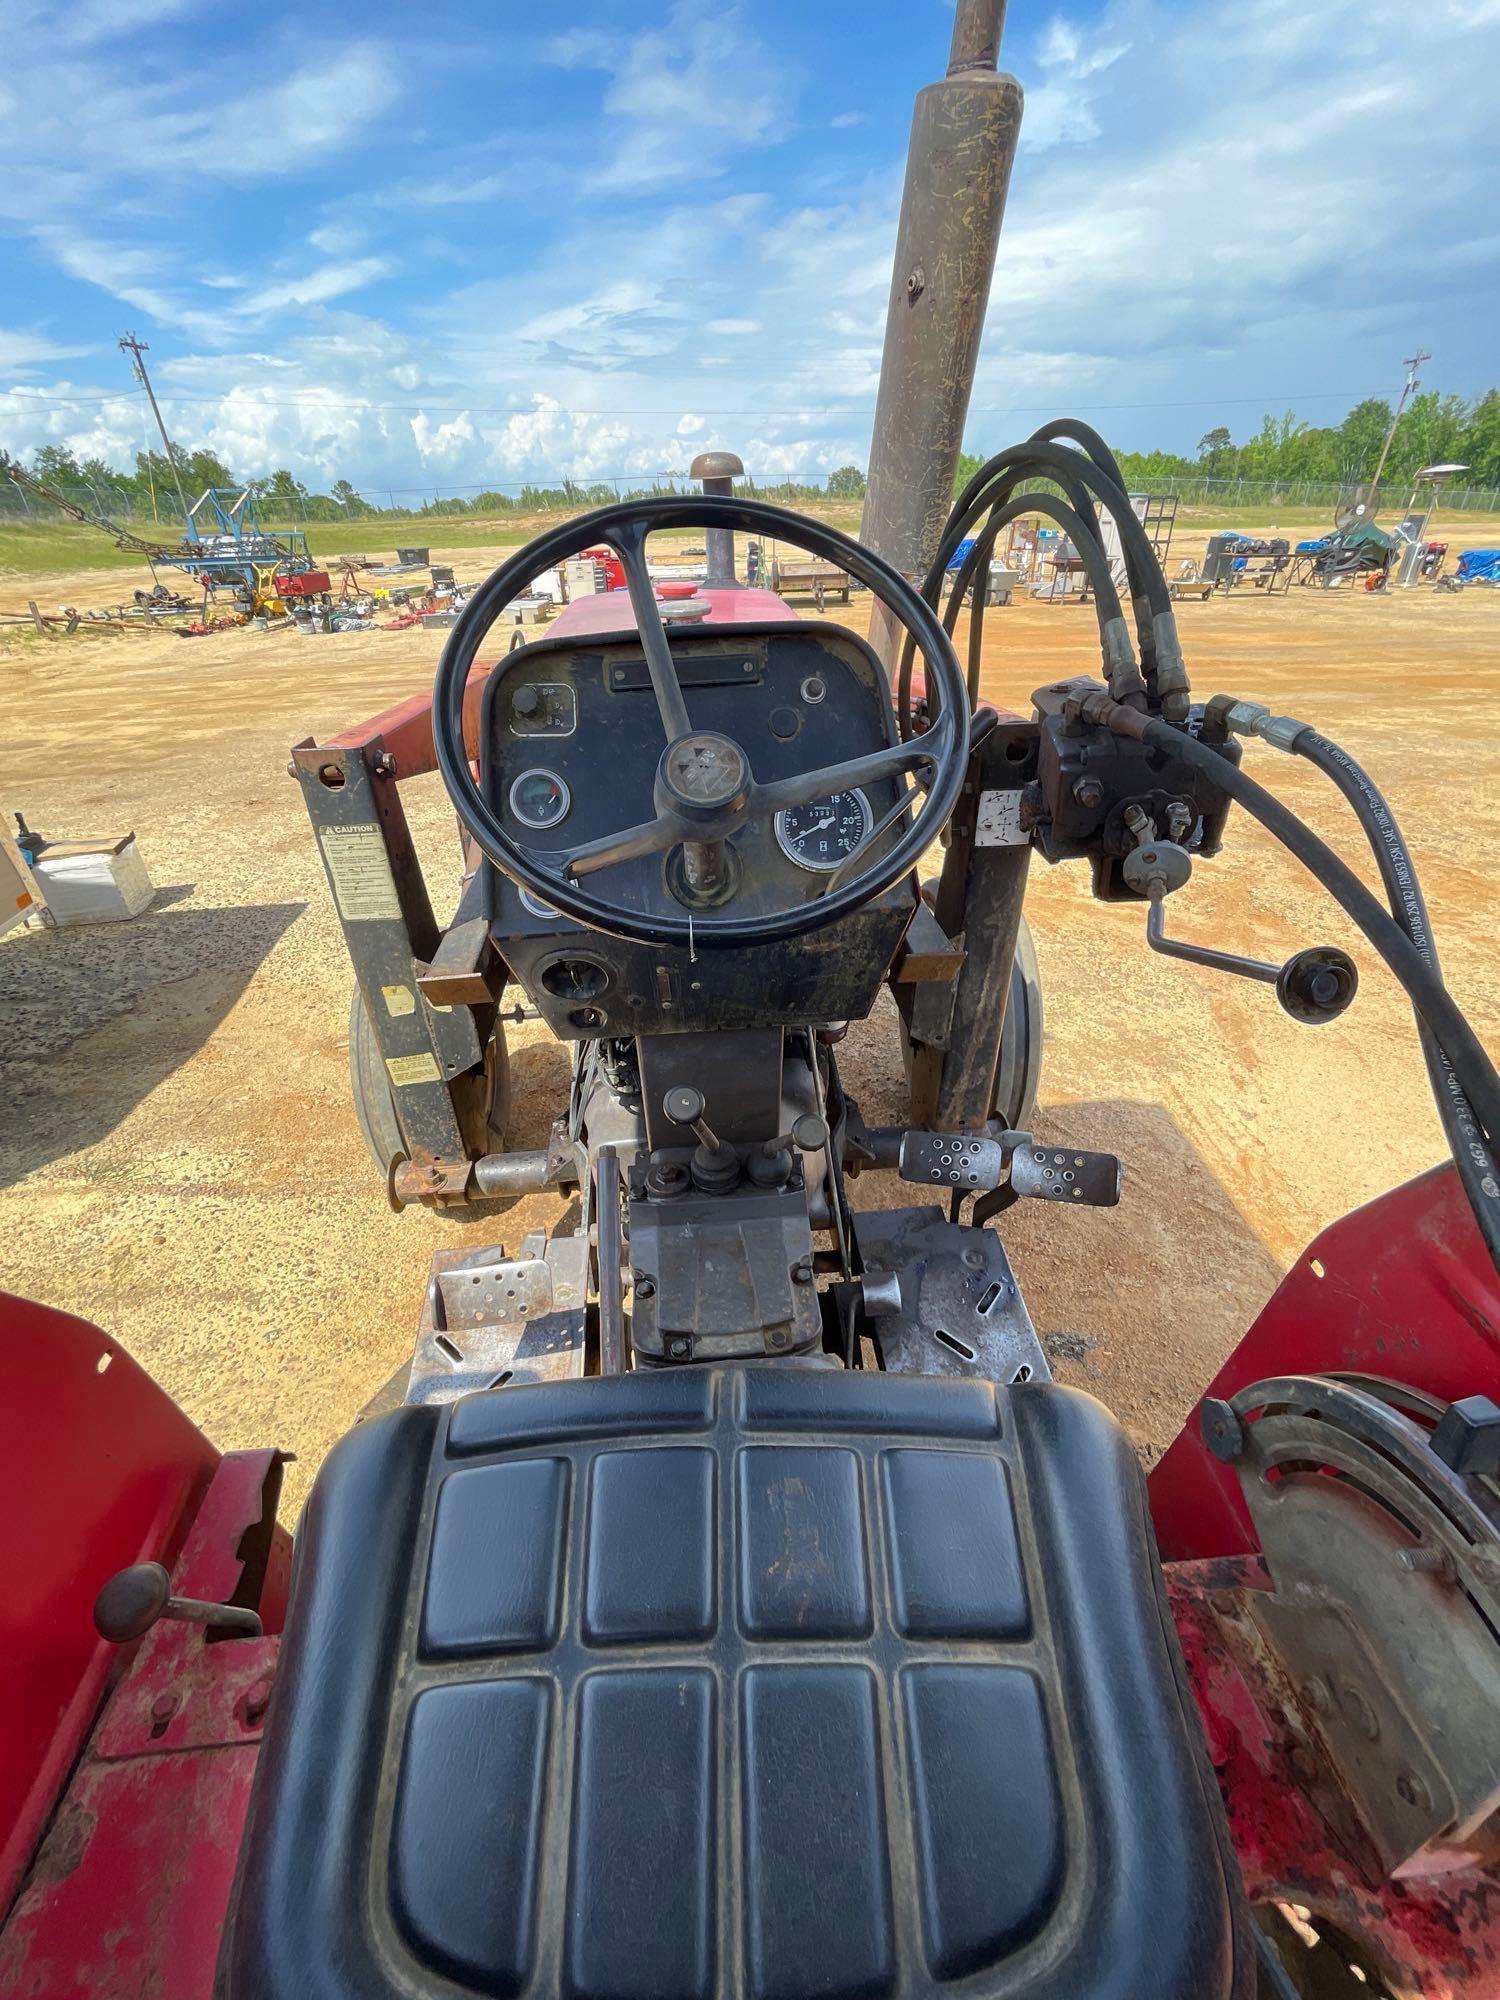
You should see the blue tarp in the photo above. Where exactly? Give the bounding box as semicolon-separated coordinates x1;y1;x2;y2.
946;537;977;571
1457;549;1500;582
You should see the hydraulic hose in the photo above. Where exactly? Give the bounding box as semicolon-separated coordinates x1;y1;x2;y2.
914;435;1189;726
1287;729;1500;1268
1027;417;1129;494
941;492;1142;711
1101;703;1500;1150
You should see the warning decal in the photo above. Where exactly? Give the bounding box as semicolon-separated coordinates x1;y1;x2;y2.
386;1052;441;1087
318;824;402;921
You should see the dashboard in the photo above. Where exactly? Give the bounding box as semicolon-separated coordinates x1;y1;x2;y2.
478;620;917;1039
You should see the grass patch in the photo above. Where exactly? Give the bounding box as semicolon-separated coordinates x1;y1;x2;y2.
0;496;869;585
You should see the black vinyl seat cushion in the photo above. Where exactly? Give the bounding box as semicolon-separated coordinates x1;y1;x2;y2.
218;1369;1252;2000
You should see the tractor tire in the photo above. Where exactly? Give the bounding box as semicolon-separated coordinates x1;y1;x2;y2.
993;914;1044;1132
347;985;510;1200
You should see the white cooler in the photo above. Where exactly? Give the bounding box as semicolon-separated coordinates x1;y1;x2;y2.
31;834;155;926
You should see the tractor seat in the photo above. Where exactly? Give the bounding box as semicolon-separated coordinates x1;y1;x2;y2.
218;1369;1251;2000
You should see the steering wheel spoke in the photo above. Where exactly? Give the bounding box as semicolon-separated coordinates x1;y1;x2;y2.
563;813;685;881
753;739;937;818
608;519;691;744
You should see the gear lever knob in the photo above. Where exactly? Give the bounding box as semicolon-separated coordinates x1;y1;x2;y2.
93;1561;263;1644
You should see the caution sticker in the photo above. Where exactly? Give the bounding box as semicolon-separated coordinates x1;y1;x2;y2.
381;983;416;1017
386;1052;441;1087
318;824;402;921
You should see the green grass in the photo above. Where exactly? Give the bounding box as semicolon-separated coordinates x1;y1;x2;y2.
0;496;868;583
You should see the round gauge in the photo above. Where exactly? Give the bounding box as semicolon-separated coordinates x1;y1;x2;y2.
518;886;559;919
774;789;873;873
508;768;570;830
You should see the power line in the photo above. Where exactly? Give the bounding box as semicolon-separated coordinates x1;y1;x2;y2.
3;386;146;404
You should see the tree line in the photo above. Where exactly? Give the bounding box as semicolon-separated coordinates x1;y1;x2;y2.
953;390;1500;497
3;387;1498;528
0;441;852;526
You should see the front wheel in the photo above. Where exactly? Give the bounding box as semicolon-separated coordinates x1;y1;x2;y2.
993;915;1044;1131
347;985;509;1188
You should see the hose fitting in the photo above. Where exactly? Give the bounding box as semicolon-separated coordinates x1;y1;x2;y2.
1204;694;1309;753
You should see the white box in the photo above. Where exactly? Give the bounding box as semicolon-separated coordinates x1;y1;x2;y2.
32;834;155;926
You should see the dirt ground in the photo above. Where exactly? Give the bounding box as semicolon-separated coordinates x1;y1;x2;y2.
2;536;1497;1510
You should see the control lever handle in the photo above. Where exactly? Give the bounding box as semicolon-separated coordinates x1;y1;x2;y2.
94;1561;263;1644
764;1114;828;1158
661;1085;723;1152
1145;886;1357;1024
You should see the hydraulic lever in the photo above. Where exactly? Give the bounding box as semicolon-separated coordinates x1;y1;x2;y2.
1144;880;1357;1024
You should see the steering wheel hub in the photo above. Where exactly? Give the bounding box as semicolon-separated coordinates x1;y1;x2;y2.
658;731;751;818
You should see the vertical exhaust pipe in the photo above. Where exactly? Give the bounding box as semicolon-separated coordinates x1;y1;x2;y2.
860;0;1023;665
691;450;744;589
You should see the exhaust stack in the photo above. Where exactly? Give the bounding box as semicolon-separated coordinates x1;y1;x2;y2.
860;0;1023;661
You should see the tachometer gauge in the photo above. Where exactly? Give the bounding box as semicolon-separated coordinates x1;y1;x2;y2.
774;789;873;873
509;769;570;830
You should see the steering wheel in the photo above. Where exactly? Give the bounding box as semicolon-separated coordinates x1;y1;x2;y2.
431;494;969;948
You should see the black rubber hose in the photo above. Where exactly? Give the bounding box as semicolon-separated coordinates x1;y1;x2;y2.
1027;416;1129;494
1290;727;1500;1270
942;493;1139;710
1116;712;1500;1142
1026;419;1162;683
898;454;1135;736
934;439;1186;714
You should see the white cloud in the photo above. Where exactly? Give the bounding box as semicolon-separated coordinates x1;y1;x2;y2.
831;111;865;129
3;0;1496;499
546;1;792;191
0;327;96;372
238;259;390;317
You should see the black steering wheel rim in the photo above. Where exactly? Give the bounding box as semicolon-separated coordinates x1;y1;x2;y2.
431;493;970;948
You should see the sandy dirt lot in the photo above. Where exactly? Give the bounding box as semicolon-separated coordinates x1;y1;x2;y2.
2;541;1497;1508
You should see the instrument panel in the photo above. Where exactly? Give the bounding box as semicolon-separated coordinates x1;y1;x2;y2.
481;621;902;923
478;621;916;1039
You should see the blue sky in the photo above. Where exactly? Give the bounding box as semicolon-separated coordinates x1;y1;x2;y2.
2;0;1497;497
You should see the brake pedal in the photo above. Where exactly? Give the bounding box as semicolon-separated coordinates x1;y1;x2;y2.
897;1130;1123;1209
898;1131;1006;1191
1010;1143;1122;1207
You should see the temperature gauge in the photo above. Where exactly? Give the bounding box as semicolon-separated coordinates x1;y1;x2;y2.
774;789;873;872
508;769;571;831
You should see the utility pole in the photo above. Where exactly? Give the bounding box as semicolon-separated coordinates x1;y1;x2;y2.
1366;348;1430;516
119;333;190;522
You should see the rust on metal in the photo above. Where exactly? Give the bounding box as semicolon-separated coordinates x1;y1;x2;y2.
1169;1558;1500;1997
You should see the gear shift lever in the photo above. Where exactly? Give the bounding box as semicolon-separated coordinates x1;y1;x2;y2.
94;1561;263;1643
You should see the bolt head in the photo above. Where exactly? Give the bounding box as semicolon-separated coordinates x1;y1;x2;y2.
1396;1768;1432;1811
1072;776;1105;810
1199;1397;1244;1463
1303;1676;1333;1716
150;1692;180;1726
